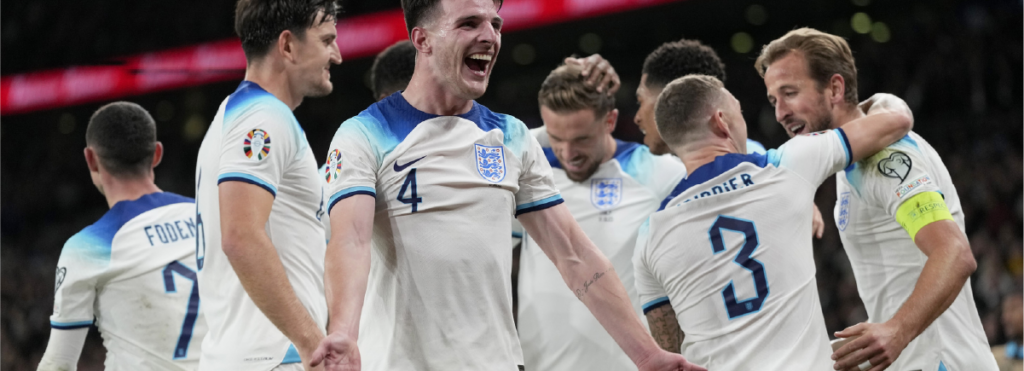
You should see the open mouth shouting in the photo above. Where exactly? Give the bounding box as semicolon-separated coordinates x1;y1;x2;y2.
785;120;808;136
465;53;493;77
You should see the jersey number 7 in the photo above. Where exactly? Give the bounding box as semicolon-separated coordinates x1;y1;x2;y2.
163;261;200;359
708;216;769;319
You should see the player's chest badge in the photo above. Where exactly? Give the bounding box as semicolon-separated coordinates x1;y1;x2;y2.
591;178;623;211
475;144;506;183
838;192;852;231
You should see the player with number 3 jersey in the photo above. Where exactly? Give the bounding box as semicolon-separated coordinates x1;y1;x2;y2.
632;75;912;370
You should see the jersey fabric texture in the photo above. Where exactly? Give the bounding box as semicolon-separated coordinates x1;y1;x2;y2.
51;192;206;370
195;81;327;371
836;131;997;371
634;129;853;370
324;92;562;371
517;127;685;371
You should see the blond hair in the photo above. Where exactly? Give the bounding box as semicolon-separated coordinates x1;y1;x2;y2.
538;64;615;118
655;74;725;147
755;28;859;105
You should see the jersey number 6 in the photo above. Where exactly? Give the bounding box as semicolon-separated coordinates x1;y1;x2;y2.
708;216;769;319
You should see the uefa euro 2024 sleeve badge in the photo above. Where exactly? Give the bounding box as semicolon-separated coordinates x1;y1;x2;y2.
591;178;623;210
244;129;271;161
324;149;342;183
475;144;506;183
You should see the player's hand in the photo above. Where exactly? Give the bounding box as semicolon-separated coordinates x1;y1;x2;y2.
812;204;824;239
565;54;621;95
636;349;708;371
831;321;911;371
858;93;914;127
310;332;360;371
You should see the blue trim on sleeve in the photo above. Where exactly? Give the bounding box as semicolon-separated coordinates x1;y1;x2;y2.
515;195;564;216
835;128;853;168
218;172;278;197
51;319;94;329
327;186;377;213
658;153;769;211
642;297;671;314
281;344;302;364
512;231;523;238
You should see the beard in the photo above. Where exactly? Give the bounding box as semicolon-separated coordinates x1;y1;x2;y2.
304;77;333;98
565;160;602;182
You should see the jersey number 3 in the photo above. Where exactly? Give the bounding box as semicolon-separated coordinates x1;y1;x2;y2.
708;216;769;319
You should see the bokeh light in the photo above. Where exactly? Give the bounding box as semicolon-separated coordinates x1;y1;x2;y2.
851;12;873;34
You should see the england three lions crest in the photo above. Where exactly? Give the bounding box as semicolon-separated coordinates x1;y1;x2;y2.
591;178;622;210
838;192;852;231
475;144;506;183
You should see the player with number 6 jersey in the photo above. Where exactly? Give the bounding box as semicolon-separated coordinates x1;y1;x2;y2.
39;102;207;371
632;75;912;370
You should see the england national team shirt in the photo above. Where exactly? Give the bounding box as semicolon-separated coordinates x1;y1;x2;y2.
517;127;685;371
634;129;854;370
51;192;206;370
194;81;327;371
324;92;563;371
836;132;997;371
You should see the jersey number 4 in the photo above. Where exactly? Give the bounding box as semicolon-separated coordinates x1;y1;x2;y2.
708;216;769;319
397;169;423;213
163;261;200;359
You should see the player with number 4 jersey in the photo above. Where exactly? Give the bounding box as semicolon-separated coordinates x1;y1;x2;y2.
632;75;912;370
39;102;206;371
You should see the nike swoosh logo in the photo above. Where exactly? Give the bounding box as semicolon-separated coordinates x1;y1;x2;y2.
393;156;426;172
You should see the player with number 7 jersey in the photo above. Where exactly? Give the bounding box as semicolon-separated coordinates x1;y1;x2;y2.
632;75;912;370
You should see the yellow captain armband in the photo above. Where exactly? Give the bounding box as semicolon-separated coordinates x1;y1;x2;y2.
895;191;954;241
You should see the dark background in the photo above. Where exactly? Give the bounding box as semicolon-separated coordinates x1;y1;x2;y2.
3;0;1022;369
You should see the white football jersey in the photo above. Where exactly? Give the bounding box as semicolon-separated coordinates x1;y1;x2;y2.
517;127;685;371
634;129;855;370
194;81;327;371
836;132;997;371
324;93;562;371
50;192;207;370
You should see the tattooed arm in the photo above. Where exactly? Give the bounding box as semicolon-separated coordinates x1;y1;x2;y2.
520;204;705;371
645;304;684;353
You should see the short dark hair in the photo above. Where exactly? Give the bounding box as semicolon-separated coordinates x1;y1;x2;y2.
234;0;340;61
655;75;726;147
642;38;726;89
86;102;158;178
400;0;502;35
538;63;615;119
370;41;417;99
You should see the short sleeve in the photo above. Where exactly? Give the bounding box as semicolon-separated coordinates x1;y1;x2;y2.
217;105;299;197
853;141;941;218
324;118;380;214
633;218;670;314
50;233;108;329
514;132;563;216
766;128;852;187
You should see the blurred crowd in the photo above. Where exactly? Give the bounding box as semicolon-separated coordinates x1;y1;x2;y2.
2;0;1020;369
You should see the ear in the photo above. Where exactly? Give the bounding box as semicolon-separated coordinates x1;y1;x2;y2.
151;142;164;169
84;147;100;173
710;109;730;138
410;27;431;54
277;30;298;63
827;73;846;106
603;109;619;134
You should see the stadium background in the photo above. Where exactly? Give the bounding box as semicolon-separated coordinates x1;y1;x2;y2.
1;0;1020;368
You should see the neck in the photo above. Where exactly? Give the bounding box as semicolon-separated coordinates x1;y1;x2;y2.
100;173;162;209
244;60;301;110
601;135;617;164
675;139;735;175
831;103;864;129
402;64;474;116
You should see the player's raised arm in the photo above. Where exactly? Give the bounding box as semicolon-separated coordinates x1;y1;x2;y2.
220;182;325;363
830;94;913;164
519;205;706;371
312;194;375;370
